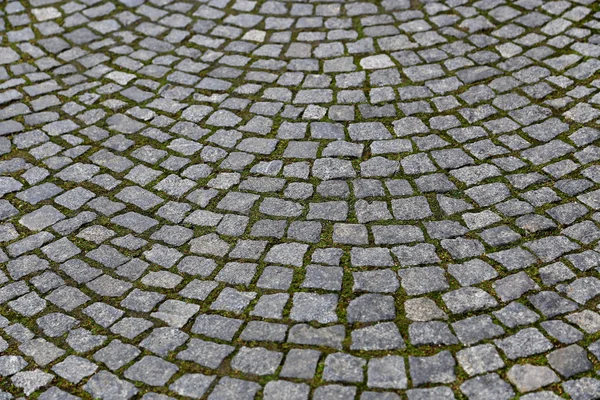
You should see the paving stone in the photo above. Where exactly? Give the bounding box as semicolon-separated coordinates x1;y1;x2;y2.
333;223;368;245
547;345;592;378
288;324;345;349
280;349;321;379
124;356;178;386
488;247;537;270
38;387;81;400
93;340;140;371
406;386;456;400
353;270;399;293
264;243;308;267
452;315;505;345
207;377;260;400
210;288;256;314
302;265;342;291
507;364;559;393
493;271;539;302
121;289;165;313
168;374;214;399
313;385;357;400
367;356;407;389
392;243;440;266
109;317;153;340
391;196;432;220
140;327;189;357
0;356;28;377
263;381;310;400
290;293;338;324
563;277;600;305
19;205;65;231
493;301;540;328
399;267;449;296
351;322;405;351
323;353;366;383
409;351;456;387
66;328;106;353
84;371;138;400
541;320;584;344
230;346;283;376
562;378;600;400
442;287;498;314
495;328;554;360
405;298;447;322
239;321;287;343
177;338;234;370
347;294;395;323
528;291;579;317
18;339;64;367
0;2;598;397
351;247;394;267
448;259;498;286
460;373;515;400
11;369;54;396
409;321;458;346
456;344;505;376
52;356;97;384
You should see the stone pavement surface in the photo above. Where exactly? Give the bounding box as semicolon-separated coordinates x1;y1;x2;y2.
1;0;600;398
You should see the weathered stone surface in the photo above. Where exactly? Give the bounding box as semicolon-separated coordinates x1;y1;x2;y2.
0;1;596;397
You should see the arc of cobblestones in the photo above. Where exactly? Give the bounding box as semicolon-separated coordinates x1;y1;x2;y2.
1;0;600;398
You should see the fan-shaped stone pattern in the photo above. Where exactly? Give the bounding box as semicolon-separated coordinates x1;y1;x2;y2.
0;0;599;398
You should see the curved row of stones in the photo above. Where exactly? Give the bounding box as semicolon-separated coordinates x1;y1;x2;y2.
1;0;600;398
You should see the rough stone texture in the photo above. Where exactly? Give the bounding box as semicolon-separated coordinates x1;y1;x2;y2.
0;0;598;398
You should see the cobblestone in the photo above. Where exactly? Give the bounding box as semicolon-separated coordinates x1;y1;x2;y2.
0;0;599;397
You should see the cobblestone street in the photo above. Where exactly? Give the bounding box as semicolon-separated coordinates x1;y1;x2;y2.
1;0;600;398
